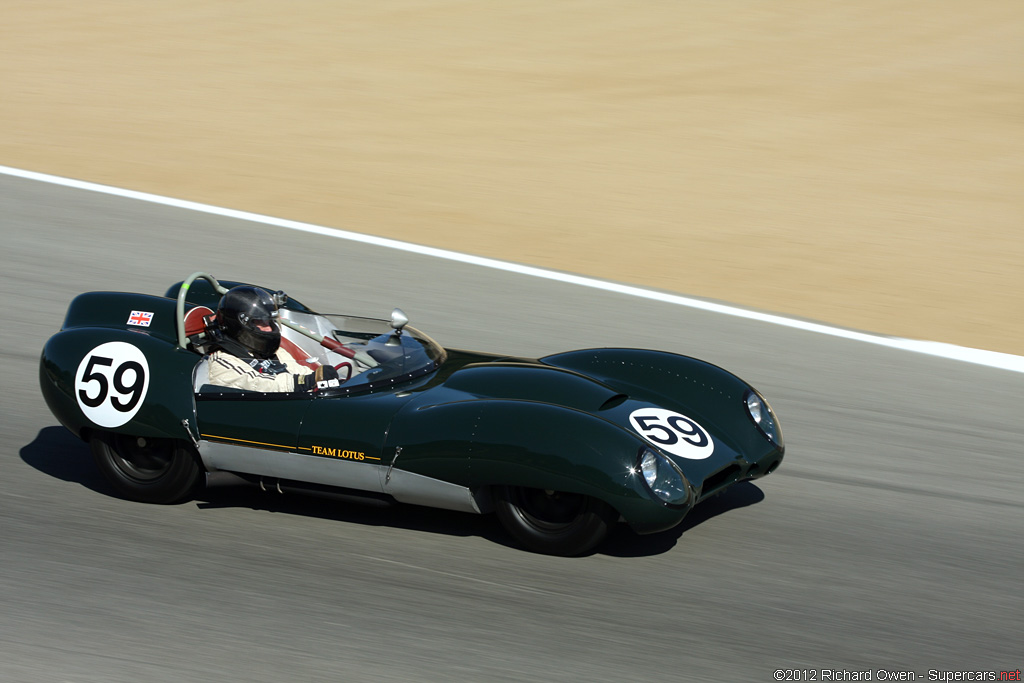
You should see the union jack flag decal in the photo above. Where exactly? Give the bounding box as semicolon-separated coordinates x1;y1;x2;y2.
127;310;154;327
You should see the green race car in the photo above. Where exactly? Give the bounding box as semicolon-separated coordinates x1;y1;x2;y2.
39;272;784;556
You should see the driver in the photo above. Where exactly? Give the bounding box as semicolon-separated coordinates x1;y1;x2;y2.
207;286;339;392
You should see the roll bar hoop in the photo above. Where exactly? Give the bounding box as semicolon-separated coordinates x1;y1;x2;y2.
175;272;229;350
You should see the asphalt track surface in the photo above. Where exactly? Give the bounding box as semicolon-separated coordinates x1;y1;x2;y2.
2;175;1022;682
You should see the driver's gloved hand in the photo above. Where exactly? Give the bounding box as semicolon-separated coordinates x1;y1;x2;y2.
295;365;340;392
315;365;339;383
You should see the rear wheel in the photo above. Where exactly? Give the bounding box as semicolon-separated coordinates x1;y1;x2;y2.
90;433;202;504
494;486;616;556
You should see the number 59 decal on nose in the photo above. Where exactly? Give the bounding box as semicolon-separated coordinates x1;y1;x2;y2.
629;408;714;459
75;342;150;428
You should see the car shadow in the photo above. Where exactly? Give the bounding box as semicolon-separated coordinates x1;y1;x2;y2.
22;425;764;558
19;425;113;495
598;481;766;558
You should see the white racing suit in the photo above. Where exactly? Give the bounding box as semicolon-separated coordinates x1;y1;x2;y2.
207;349;314;392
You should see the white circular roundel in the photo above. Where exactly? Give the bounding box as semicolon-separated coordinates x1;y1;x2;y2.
628;408;715;460
74;341;151;428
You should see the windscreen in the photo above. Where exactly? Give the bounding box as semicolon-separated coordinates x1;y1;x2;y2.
320;315;446;394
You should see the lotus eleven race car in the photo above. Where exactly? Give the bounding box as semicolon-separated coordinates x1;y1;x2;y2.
38;272;784;556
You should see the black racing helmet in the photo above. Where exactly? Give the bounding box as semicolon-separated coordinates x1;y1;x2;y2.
215;286;281;358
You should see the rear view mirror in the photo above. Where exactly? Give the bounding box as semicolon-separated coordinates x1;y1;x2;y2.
390;308;409;333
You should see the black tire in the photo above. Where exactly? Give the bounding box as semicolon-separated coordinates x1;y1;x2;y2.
90;433;203;504
494;486;616;556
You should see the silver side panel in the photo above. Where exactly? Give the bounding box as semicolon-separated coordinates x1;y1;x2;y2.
198;440;482;513
384;469;482;514
199;440;385;492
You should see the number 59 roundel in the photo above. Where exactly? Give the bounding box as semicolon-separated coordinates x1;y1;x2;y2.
74;341;151;428
628;408;715;460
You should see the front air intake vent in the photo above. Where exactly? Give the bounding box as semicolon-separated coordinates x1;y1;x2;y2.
702;464;742;496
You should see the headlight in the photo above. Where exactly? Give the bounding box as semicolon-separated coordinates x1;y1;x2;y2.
745;390;783;448
638;448;692;507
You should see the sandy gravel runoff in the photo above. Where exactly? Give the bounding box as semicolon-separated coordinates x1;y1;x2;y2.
2;1;1021;354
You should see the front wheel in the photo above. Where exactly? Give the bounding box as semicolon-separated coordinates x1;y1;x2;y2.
494;486;617;556
91;433;203;504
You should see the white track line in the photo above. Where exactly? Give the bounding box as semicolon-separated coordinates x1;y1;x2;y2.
3;163;1023;374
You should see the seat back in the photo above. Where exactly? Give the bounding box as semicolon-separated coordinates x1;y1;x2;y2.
184;305;215;337
192;357;211;391
183;306;216;354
